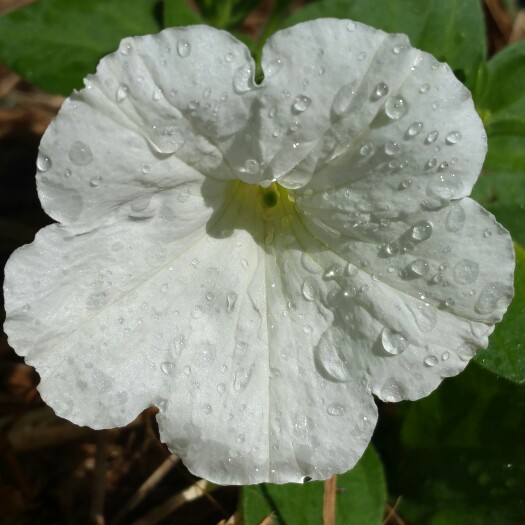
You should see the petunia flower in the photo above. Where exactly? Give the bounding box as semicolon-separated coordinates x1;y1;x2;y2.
3;19;514;485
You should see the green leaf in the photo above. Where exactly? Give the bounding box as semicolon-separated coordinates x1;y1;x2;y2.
474;243;525;383
472;40;525;245
163;0;202;27
0;0;160;95
282;0;486;89
242;446;386;525
376;363;525;525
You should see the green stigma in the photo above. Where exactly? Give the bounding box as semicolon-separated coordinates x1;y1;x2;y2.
260;183;279;209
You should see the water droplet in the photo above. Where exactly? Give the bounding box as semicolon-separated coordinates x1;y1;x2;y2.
236;433;245;444
302;279;315;301
346;21;356;31
446;130;462;145
323;264;342;280
384;141;400;156
226;291;238;312
217;383;226;394
408;302;437;332
192;305;204;319
120;42;132;55
408;258;430;277
425;130;439;144
428;173;463;200
357;51;366;61
152;87;163;101
441;351;450;361
292;95;312;113
426;156;437;169
234;365;254;392
411;221;433;241
265;58;283;79
419;83;430;94
69;141;93;166
444;297;456;308
381;327;408;355
359;142;374;157
384;242;399;257
233;63;255;93
327;403;346;416
424;355;438;367
116;85;129;102
445;204;466;232
475;282;511;314
177;39;191;57
373;82;389;99
36;152;52;172
332;81;357;116
407;121;424;137
203;404;212;414
453;259;479;285
183;365;192;375
243;158;260;176
160;362;175;375
89;176;102;187
483;229;492;238
384;95;408;120
392;44;404;54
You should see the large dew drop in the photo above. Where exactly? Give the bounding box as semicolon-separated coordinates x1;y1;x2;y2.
292;95;312;113
408;301;437;332
407;121;424;137
177;39;191;57
453;259;479;285
264;58;284;79
475;282;512;315
384;95;408;120
373;82;389;99
381;327;408;355
37;152;52;172
233;63;255;94
411;221;433;241
332;81;357;116
445;130;462;145
445;204;466;232
69;141;93;166
427;173;463;200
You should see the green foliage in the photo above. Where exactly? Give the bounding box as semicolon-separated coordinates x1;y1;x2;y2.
164;0;203;27
474;244;525;383
281;0;486;89
242;446;386;525
195;0;262;29
377;363;525;525
0;0;160;95
472;40;525;246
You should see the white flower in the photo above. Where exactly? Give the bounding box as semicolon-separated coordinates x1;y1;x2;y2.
3;19;514;485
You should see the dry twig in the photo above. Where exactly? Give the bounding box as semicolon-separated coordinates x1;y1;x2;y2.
323;475;337;525
110;453;179;525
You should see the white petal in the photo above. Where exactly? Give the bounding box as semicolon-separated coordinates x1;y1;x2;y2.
257;19;485;192
4;183;377;484
36;26;260;230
